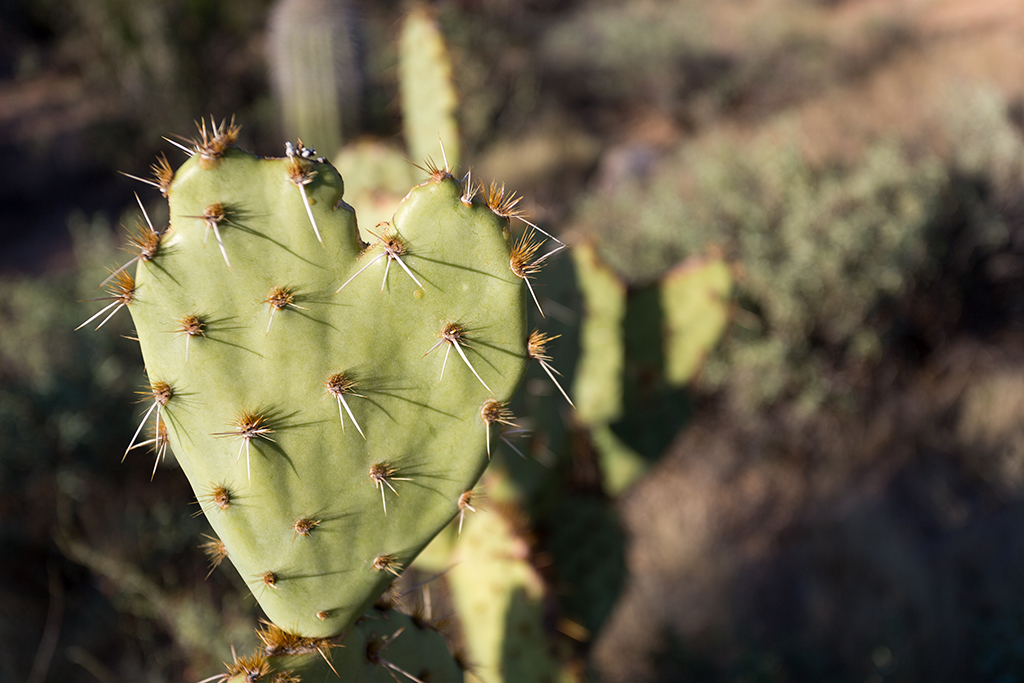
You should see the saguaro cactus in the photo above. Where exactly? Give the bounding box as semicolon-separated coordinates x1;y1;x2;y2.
107;121;531;639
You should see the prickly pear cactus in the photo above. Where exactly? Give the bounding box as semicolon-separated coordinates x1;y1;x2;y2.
121;123;527;638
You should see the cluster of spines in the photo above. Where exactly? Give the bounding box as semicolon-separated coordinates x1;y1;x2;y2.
199;614;466;683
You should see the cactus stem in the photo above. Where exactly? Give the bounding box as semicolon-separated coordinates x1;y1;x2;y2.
372;554;403;577
369;462;411;516
425;323;493;393
528;330;575;408
124;381;172;462
200;535;228;579
292;516;321;538
77;272;136;330
174;314;206;363
324;372;366;438
263;286;306;335
457;490;477;537
510;229;546;317
480;399;516;458
213;410;276;483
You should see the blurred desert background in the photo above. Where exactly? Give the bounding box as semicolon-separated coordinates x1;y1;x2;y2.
3;0;1024;681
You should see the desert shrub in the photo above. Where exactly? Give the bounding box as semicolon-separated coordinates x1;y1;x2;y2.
575;133;949;411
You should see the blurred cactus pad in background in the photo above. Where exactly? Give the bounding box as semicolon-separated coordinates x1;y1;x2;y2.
5;1;1024;682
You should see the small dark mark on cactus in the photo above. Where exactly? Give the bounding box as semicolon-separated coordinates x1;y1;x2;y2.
292;516;321;538
200;535;228;579
480;399;517;458
77;271;136;331
369;462;411;515
118;153;174;196
316;610;330;621
263;286;306;335
324;372;366;438
425;322;493;393
336;224;424;293
528;329;575;407
373;554;403;577
174;314;206;362
213;410;276;483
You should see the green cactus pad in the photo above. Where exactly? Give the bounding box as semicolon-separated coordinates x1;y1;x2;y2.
571;242;626;426
447;505;559;683
661;255;732;386
128;143;526;637
399;5;460;169
222;608;464;683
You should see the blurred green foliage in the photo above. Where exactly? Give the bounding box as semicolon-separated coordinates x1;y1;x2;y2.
577;135;948;412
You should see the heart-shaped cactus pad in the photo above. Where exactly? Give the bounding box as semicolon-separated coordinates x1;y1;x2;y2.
126;135;526;638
